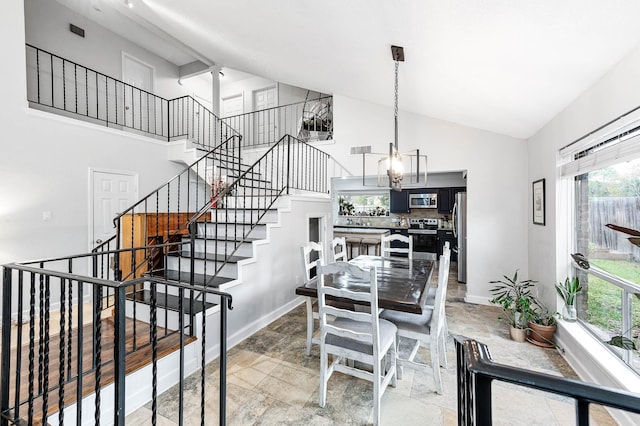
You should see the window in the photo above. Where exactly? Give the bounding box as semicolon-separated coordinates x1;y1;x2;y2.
337;192;389;216
562;114;640;374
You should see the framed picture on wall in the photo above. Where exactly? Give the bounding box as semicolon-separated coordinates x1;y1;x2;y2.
532;178;545;226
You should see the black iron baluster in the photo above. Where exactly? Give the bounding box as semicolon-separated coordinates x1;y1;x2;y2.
76;280;84;426
14;271;24;421
95;283;103;426
178;287;185;426
200;293;206;426
151;282;158;426
50;53;54;108
36;48;41;103
28;272;35;425
1;268;14;424
58;278;66;426
113;286;126;426
41;275;51;423
62;59;67;111
38;265;44;395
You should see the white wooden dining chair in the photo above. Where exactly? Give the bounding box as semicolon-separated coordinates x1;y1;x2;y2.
380;245;451;394
301;241;325;355
380;233;413;261
316;261;397;425
331;236;348;262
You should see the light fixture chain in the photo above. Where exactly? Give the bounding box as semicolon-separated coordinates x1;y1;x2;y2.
394;61;399;119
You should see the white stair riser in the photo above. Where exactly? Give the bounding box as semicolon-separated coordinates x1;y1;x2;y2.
211;209;278;222
196;223;267;239
223;196;285;209
189;239;254;257
166;256;237;278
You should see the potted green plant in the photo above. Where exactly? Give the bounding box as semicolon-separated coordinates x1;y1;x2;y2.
489;271;538;342
527;304;558;348
555;276;582;321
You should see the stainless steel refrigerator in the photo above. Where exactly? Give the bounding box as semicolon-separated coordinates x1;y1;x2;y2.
453;192;467;283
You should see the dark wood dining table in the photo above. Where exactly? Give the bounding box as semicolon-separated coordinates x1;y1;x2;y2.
295;255;436;314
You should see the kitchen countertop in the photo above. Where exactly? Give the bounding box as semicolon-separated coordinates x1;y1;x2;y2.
334;225;409;230
333;227;392;234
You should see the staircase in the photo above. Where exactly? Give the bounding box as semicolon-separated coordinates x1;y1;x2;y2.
4;43;346;426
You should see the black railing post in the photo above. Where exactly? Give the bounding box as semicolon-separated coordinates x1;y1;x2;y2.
219;297;230;426
1;267;12;426
113;285;126;426
286;136;291;195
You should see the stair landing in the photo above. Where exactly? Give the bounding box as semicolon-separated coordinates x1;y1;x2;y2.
5;316;195;425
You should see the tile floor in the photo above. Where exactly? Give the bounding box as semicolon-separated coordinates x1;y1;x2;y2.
127;264;618;425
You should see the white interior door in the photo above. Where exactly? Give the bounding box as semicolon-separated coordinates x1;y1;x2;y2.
222;94;243;117
122;53;154;130
253;86;277;144
91;170;138;248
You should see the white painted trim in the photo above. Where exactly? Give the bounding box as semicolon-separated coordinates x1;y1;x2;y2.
88;168;139;252
556;320;640;426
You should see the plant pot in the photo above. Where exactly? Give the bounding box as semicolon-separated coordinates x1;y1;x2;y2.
527;322;556;348
563;304;577;322
509;326;528;342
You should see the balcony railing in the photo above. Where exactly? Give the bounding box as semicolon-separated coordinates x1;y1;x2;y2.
222;96;332;148
455;336;640;425
25;44;239;150
25;44;332;153
2;256;232;426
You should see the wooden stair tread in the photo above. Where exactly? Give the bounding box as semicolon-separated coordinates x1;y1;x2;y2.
8;317;196;425
126;289;217;313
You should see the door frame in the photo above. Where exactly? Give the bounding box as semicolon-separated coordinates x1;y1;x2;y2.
252;85;279;144
88;167;139;251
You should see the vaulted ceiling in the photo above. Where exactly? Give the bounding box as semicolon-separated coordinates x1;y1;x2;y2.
58;0;640;139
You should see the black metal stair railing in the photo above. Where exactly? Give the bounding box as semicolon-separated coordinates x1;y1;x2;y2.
169;95;240;151
455;336;640;425
182;134;331;286
221;95;333;148
1;256;233;426
109;134;242;283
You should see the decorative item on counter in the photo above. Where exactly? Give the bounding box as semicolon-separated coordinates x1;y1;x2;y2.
211;177;229;208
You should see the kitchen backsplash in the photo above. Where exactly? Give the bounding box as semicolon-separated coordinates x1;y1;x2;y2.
335;209;452;228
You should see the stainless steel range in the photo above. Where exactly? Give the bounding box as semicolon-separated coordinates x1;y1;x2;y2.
408;218;438;260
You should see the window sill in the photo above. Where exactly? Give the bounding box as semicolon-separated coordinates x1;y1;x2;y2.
556;318;640;393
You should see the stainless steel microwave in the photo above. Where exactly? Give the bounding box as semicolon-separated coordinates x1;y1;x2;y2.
409;193;437;209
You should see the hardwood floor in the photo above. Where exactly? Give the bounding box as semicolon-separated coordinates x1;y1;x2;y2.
5;315;195;425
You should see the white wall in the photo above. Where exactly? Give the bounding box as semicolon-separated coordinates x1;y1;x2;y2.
527;35;640;410
0;3;184;265
24;0;210;102
328;95;529;304
529;43;640;308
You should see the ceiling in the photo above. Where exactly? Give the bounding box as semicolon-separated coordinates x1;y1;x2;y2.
58;0;640;139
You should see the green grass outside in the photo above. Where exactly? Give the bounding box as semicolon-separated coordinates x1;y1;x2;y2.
585;259;640;336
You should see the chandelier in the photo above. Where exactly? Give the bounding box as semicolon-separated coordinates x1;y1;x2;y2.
387;45;405;191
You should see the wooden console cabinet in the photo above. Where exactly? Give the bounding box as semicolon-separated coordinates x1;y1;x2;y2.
118;212;210;280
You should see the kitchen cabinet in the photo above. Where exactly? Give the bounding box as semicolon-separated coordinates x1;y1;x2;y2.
389;189;409;213
437;230;457;261
437;187;466;214
437;188;451;214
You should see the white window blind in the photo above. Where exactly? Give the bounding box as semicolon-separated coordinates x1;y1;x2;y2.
560;109;640;177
